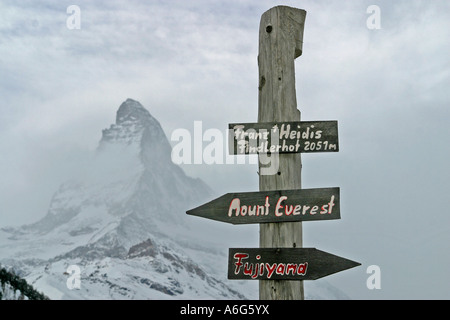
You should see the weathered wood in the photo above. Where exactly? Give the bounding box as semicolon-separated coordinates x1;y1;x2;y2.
228;248;361;280
258;6;307;300
229;120;339;155
187;187;340;224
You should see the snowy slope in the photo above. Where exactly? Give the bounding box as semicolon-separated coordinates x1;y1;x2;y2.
0;99;349;300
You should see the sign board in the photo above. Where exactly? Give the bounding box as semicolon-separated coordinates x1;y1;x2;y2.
228;248;361;281
187;187;340;225
229;121;338;155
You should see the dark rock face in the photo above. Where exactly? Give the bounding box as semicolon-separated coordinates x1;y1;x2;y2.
127;238;158;258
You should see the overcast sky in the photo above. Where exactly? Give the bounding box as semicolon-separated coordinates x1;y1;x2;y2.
1;0;449;299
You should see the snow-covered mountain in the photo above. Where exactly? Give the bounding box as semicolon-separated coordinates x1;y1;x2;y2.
0;99;350;300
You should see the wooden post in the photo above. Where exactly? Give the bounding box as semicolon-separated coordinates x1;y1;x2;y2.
258;6;307;300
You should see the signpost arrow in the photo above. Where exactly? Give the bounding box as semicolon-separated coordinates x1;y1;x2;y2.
229;120;339;155
228;248;361;281
186;187;340;225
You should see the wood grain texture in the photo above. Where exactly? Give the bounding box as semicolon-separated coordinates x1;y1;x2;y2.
258;6;307;300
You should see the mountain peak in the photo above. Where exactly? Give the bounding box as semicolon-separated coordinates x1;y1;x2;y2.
116;98;152;125
100;98;163;146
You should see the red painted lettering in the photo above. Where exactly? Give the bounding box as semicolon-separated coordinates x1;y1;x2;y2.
266;263;277;279
286;264;297;275
297;262;308;275
243;263;253;276
233;253;248;274
276;263;286;275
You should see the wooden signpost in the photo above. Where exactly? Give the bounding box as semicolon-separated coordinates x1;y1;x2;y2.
187;187;340;224
228;248;360;281
186;5;360;300
229;121;339;155
257;5;307;300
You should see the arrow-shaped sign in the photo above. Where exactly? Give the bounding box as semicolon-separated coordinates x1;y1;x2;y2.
186;187;340;225
229;121;339;155
228;248;361;281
